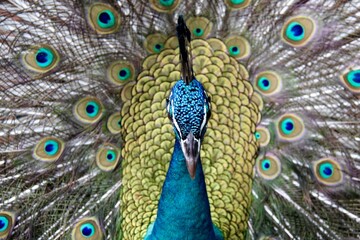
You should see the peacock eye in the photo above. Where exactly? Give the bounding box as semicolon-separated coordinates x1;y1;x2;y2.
340;69;360;93
97;10;115;29
106;150;116;161
73;97;104;124
194;28;204;37
144;33;167;54
159;0;174;6
71;217;103;240
80;223;96;237
87;3;121;34
107;112;121;134
313;158;344;186
255;127;270;147
95;144;121;172
280;118;295;135
319;162;334;178
21;45;60;73
35;48;54;68
118;68;130;80
225;36;251;59
276;113;305;141
150;0;180;13
225;0;251;10
186;17;213;39
44;140;60;156
0;215;9;232
256;154;281;180
258;77;271;91
33;137;65;162
229;46;240;55
281;16;316;47
86;102;100;118
107;61;135;86
254;71;282;96
285;22;305;42
0;212;15;239
153;43;164;53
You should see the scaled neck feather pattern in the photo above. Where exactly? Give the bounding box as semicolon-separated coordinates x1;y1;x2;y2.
145;139;223;240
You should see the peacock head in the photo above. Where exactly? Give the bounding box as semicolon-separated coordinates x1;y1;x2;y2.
166;78;211;179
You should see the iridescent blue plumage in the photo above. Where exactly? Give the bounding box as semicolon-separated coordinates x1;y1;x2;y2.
145;17;222;239
285;22;305;41
169;79;209;139
35;47;54;68
145;77;222;240
0;216;9;232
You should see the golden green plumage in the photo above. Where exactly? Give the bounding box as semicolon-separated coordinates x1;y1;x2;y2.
120;35;261;239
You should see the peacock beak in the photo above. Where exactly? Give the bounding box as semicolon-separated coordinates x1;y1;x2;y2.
180;131;200;179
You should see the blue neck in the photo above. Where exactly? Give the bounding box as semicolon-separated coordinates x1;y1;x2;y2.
145;139;221;240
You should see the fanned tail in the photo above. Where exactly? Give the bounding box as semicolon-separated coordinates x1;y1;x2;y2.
0;0;360;239
0;0;136;238
245;1;360;239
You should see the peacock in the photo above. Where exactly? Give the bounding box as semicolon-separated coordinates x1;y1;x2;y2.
0;0;359;239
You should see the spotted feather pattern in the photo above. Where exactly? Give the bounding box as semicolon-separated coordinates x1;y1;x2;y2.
0;0;359;239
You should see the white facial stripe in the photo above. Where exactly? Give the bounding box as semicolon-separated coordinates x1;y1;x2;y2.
196;136;200;153
199;103;207;134
171;99;182;138
167;92;172;113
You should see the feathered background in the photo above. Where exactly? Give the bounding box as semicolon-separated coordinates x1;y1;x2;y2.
0;0;359;239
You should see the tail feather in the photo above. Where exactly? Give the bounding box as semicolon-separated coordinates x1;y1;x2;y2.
1;0;360;239
245;1;360;239
1;1;128;238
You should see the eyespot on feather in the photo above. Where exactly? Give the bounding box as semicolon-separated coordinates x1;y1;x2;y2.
255;127;270;147
254;71;282;96
256;154;281;180
186;17;213;39
0;211;15;239
225;0;251;10
225;36;251;59
150;0;180;13
87;3;121;34
21;44;60;73
107;61;135;85
33;137;65;162
107;112;121;134
95;143;121;172
251;92;264;113
313;158;344;186
144;33;167;54
71;217;103;240
73;97;104;124
281;16;316;47
276;113;305;141
340;68;360;93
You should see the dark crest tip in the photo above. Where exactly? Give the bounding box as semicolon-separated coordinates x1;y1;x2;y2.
176;15;192;85
178;15;185;25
